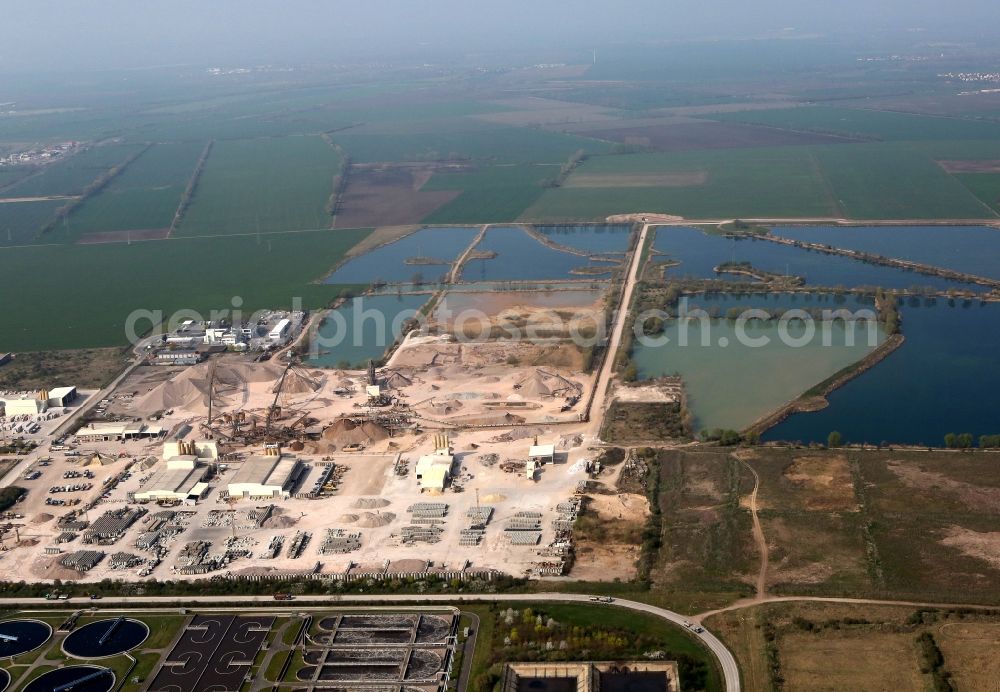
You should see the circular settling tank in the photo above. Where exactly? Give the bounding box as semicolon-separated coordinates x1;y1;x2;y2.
0;619;52;658
23;666;114;692
63;618;149;659
0;667;10;691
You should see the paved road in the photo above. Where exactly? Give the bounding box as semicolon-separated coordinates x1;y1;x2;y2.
456;609;480;692
6;591;741;692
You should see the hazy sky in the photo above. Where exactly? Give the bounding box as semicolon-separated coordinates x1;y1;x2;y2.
3;1;1000;72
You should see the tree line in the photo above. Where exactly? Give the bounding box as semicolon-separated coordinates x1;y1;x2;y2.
944;432;1000;449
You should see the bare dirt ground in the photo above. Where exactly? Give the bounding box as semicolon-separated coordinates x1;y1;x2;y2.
389;337;589;374
606;213;684;223
887;460;1000;513
431;295;604;343
940;525;1000;569
781;454;857;512
571;491;648;582
778;629;926;690
333;164;461;228
608;380;681;404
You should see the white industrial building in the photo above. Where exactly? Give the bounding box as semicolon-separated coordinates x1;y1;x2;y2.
227;447;303;499
47;386;78;407
75;422;164;443
528;443;555;466
1;386;80;416
204;327;248;347
133;457;209;503
1;394;48;416
269;318;291;343
415;434;454;493
154;349;202;366
164;320;206;347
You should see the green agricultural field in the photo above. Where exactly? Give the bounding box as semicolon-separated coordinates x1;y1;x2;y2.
57;140;206;237
105;139;207;189
420;163;552;223
908;139;1000;160
332;127;612;164
522;148;838;220
955;173;1000;213
0;227;370;351
1;142;147;197
61;187;181;236
707;105;1000;141
524;143;1000;221
813;143;996;219
322;99;513;133
0;199;64;245
176;135;341;236
0;167;31;188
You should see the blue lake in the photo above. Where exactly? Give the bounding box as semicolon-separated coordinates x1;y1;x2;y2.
461;225;618;282
653;226;983;291
308;294;428;368
773;225;1000;281
534;224;633;255
325;226;480;285
766;299;1000;446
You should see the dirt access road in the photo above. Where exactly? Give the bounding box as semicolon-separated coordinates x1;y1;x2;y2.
586;223;649;436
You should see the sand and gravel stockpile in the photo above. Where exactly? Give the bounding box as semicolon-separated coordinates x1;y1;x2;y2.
32;513;54;524
429;400;463;415
228;361;285;383
357;511;395;528
517;372;552;397
382;369;413;389
425;366;445;380
558;434;583;450
339;514;360;524
273;368;321;394
134;373;215;414
490;426;548;443
322;418;390;446
480;494;506;503
353;498;390;509
134;361;285;415
263;514;298;529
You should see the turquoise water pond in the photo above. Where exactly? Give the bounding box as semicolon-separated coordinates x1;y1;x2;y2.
308;294;429;368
